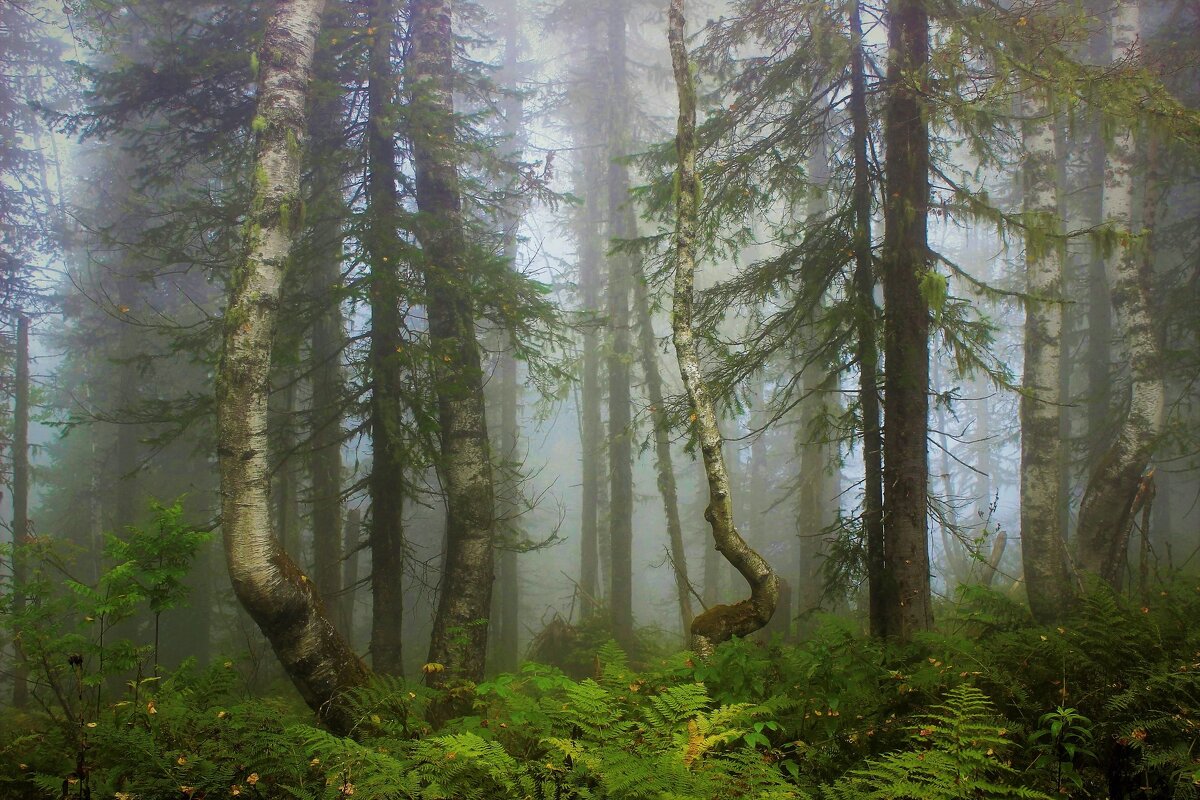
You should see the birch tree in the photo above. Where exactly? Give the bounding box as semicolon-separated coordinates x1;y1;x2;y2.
1075;0;1164;586
668;0;780;658
1019;86;1073;622
215;0;367;735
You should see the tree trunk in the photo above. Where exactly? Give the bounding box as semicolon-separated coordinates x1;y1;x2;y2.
494;0;523;672
1019;87;1073;622
365;0;407;677
578;156;603;618
631;215;693;637
410;0;496;691
215;0;367;736
669;0;780;658
307;29;347;633
850;0;886;639
881;0;932;640
605;0;636;653
1076;3;1163;586
11;316;31;708
341;508;362;645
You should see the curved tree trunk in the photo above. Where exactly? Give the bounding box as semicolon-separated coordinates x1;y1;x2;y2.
880;0;932;640
1019;87;1073;622
1075;2;1163;587
216;0;367;736
410;0;496;690
668;0;779;658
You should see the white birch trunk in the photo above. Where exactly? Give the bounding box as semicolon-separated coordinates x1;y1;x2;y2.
216;0;367;734
668;0;779;658
1076;0;1164;585
1019;87;1073;621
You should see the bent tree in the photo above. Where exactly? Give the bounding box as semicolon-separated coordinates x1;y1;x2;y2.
215;0;367;734
668;0;779;658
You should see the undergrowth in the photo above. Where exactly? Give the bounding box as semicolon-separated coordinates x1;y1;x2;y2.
3;580;1200;799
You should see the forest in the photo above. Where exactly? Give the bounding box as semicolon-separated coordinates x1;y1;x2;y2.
1;0;1199;796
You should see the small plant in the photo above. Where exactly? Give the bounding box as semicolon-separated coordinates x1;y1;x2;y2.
1028;706;1095;794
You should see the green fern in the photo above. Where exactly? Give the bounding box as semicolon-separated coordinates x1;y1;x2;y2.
823;685;1049;800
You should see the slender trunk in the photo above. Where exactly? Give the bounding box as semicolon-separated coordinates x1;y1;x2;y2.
851;0;886;638
215;0;367;735
492;0;524;672
579;172;602;617
669;0;779;657
11;316;31;708
366;0;407;677
606;0;636;652
341;508;362;645
307;33;347;630
881;0;932;639
1076;4;1163;586
410;0;496;690
1020;87;1073;622
631;217;693;636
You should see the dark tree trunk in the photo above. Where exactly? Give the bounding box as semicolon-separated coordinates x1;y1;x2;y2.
631;210;693;637
365;0;407;677
605;0;635;653
880;0;932;640
850;0;886;639
11;316;31;708
341;508;362;645
578;160;603;618
307;30;347;631
409;0;496;692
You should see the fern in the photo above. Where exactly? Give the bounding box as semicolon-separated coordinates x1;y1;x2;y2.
823;685;1050;800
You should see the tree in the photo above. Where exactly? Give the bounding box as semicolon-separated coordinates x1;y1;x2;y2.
879;0;933;640
1075;0;1164;587
1019;83;1073;622
409;0;497;690
215;0;367;735
668;0;780;657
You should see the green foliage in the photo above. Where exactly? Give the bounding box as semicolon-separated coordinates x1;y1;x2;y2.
8;580;1200;799
823;686;1049;800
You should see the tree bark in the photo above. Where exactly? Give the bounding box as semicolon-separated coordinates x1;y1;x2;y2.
881;0;932;640
215;0;367;736
669;0;779;658
10;316;31;708
409;0;496;690
606;0;636;653
1076;3;1163;586
365;0;407;677
850;0;886;639
1019;87;1073;622
306;28;347;633
494;0;523;672
631;214;693;637
578;153;603;618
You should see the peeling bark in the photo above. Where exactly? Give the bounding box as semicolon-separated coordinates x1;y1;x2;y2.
216;0;367;735
409;0;496;691
1076;2;1163;587
1019;87;1073;622
668;0;779;658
